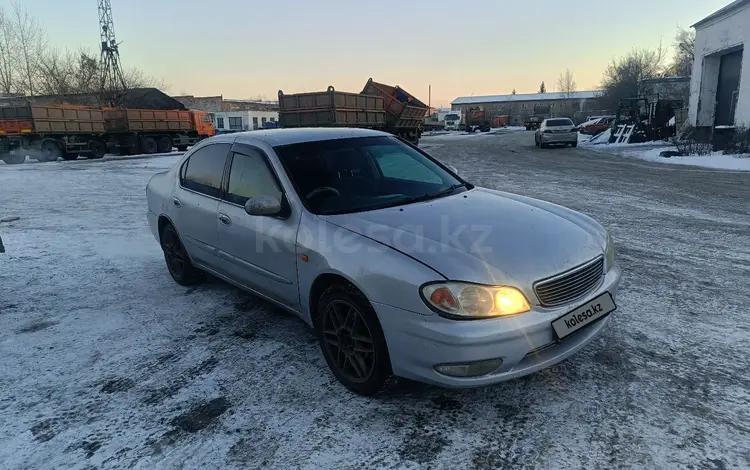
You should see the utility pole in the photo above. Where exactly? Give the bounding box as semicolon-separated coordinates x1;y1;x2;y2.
98;0;127;106
428;85;431;114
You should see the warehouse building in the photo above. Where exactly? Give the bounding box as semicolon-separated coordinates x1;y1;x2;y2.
687;0;749;133
451;90;607;126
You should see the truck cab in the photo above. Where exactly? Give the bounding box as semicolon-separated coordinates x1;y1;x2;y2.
191;111;216;139
443;112;462;131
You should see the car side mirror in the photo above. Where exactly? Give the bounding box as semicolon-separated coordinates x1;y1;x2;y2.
245;195;282;216
447;165;459;175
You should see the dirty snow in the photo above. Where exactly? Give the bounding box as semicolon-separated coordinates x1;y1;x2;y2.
1;132;749;469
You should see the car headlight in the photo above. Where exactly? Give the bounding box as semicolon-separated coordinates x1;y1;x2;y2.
421;282;531;319
605;231;615;272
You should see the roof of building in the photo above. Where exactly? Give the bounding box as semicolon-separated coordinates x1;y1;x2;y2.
641;76;691;83
451;90;602;105
692;0;750;28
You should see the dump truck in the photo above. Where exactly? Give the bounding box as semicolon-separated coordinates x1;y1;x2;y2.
0;104;215;164
360;78;427;143
278;78;427;145
102;108;215;155
0;105;106;163
466;109;491;132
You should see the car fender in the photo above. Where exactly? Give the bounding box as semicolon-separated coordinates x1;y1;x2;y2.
296;212;444;325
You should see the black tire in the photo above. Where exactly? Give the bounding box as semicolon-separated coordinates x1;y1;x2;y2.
534;135;540;147
62;152;78;161
88;140;106;159
316;283;392;396
141;137;158;154
2;153;24;164
160;223;203;286
540;141;548;149
157;136;172;153
176;145;188;152
571;141;578;148
40;140;62;162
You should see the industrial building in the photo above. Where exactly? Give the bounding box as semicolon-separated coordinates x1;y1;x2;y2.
172;95;279;114
451;91;607;125
213;110;280;133
687;0;749;132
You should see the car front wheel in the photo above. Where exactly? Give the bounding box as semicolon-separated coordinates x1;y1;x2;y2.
316;283;392;395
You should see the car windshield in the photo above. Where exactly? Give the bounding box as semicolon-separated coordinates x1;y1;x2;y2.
547;118;574;126
445;114;460;121
275;136;468;215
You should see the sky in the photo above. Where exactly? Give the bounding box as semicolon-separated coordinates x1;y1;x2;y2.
15;0;732;108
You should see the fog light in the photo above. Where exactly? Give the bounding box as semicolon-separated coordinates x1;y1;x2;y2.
434;359;503;377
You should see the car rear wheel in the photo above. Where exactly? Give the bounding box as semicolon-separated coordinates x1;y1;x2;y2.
571;141;578;148
160;223;203;285
316;283;391;396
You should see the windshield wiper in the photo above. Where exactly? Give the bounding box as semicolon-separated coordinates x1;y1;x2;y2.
400;183;469;205
319;184;470;214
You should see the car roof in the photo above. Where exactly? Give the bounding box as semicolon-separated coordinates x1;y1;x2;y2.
230;128;390;147
544;117;573;123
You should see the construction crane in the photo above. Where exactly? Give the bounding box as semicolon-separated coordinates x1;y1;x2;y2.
97;0;127;106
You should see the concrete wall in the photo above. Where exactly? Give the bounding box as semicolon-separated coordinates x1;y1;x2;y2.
173;95;224;112
688;3;750;128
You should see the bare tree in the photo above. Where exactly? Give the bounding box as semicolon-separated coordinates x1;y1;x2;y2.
556;69;577;97
122;66;170;92
668;27;696;76
10;0;46;97
37;47;77;95
601;44;667;110
511;88;516;95
0;6;17;95
539;81;546;94
74;49;99;95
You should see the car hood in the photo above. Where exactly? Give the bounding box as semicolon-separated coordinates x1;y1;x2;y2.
321;188;606;295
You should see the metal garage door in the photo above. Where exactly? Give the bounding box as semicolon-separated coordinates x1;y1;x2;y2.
714;49;743;127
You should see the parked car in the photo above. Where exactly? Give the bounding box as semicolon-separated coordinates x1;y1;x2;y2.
146;128;620;395
579;116;615;135
535;118;579;148
524;116;543;131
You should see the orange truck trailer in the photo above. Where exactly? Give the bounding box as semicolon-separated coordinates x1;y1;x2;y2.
0;105;215;164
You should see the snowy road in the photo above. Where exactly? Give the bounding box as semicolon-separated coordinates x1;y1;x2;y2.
1;131;749;469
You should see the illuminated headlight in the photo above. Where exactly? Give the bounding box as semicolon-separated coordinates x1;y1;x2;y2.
605;231;615;272
421;282;531;319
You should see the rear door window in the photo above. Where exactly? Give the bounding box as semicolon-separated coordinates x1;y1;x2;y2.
181;143;231;198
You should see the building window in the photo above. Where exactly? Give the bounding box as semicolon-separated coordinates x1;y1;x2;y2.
228;117;243;130
252;117;259;129
261;117;267;124
522;104;527;110
270;117;276;122
550;102;555;108
216;117;224;129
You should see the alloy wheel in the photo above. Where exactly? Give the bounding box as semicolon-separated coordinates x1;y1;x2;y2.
321;300;375;383
162;231;186;278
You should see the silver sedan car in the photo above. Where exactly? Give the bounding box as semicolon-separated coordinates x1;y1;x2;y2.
535;118;579;148
146;128;621;395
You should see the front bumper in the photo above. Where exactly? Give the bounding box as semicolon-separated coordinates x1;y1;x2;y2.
375;265;622;388
541;133;578;144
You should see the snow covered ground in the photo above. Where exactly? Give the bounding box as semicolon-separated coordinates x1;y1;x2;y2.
578;132;750;171
1;132;749;469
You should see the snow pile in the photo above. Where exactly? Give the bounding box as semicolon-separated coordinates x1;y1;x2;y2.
583;129;612;145
619;146;750;171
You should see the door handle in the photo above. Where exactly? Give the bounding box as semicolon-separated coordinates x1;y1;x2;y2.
172;197;181;207
218;213;232;226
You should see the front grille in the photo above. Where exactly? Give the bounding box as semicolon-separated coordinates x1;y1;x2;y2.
534;256;604;307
